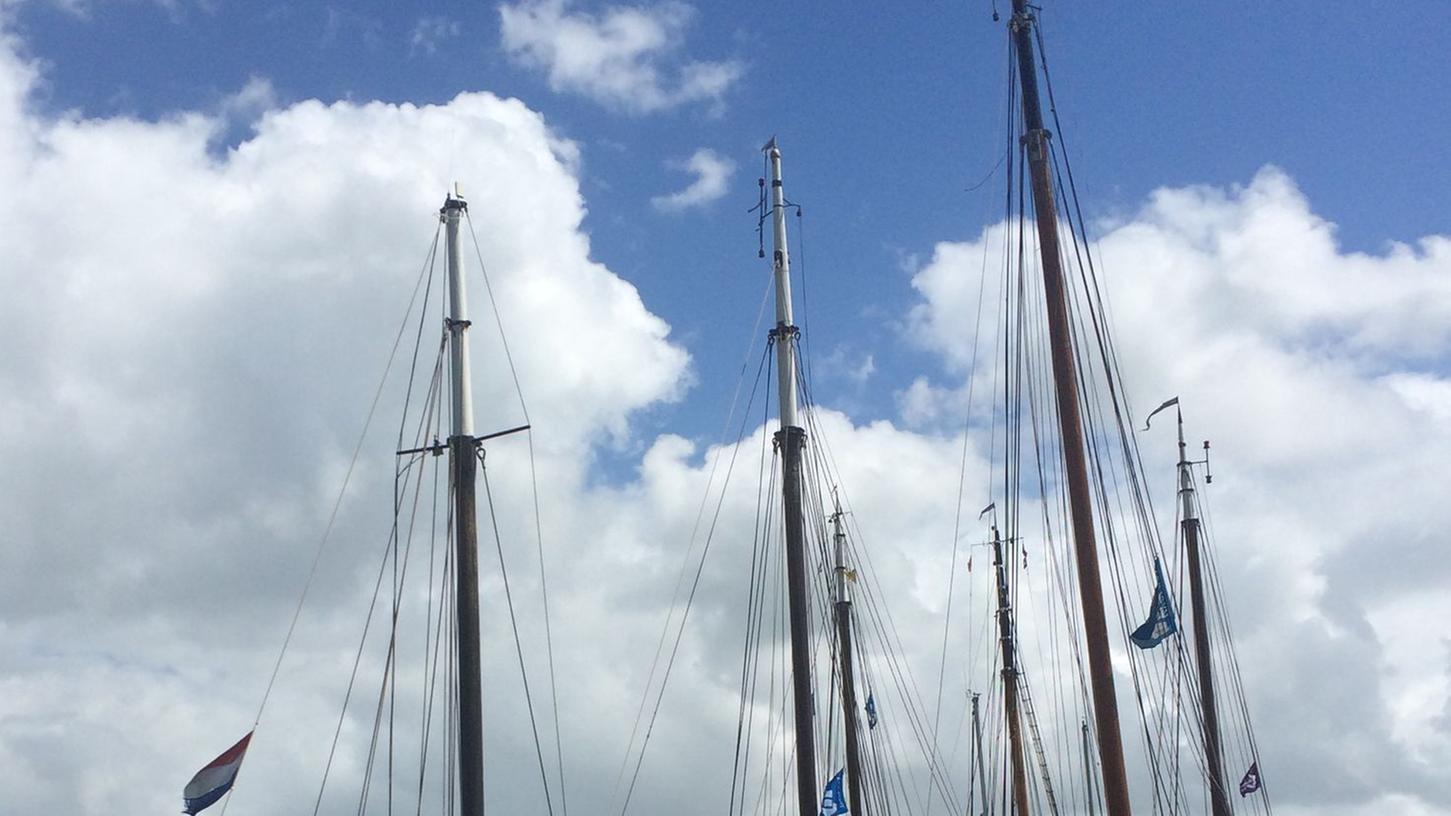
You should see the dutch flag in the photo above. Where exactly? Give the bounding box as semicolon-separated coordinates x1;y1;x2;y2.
182;731;253;814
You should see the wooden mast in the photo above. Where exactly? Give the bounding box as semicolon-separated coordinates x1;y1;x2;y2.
764;138;819;816
1006;3;1134;814
443;190;486;816
831;495;865;815
992;524;1033;816
970;692;990;816
1176;408;1231;816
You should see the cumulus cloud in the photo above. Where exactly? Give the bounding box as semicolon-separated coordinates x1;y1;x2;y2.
902;167;1451;814
649;147;733;212
498;0;743;115
0;21;691;813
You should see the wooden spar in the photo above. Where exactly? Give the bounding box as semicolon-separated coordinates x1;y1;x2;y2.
992;525;1032;816
971;693;990;816
1177;409;1231;816
442;192;486;816
764;139;819;816
1006;3;1134;815
832;497;866;815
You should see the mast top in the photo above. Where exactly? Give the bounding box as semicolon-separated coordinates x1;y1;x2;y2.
443;182;468;212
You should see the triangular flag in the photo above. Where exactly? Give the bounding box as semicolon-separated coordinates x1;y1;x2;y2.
183;731;253;814
1239;762;1262;797
819;768;849;816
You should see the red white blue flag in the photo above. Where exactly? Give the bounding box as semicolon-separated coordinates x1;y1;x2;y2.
183;731;253;814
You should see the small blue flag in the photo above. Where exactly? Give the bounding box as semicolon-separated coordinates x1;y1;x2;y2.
864;693;878;729
820;768;849;816
1238;762;1261;797
1130;558;1178;649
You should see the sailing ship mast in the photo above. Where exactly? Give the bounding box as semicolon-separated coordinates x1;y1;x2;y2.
764;138;819;816
1005;3;1134;814
991;523;1032;816
831;493;865;815
1174;408;1230;816
443;190;486;816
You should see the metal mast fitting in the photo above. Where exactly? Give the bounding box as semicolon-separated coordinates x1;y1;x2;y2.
443;189;486;816
1007;3;1133;814
764;138;819;816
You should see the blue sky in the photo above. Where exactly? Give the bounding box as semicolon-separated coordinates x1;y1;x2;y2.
15;0;1450;444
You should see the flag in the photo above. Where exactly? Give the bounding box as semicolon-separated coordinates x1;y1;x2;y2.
864;693;878;729
1130;559;1178;649
183;731;253;815
819;768;849;816
1239;762;1262;797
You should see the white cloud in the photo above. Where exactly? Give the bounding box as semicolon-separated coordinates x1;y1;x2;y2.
410;15;461;56
902;166;1451;812
649;146;733;212
498;0;743;115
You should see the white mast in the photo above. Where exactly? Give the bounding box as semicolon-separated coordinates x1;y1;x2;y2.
446;186;476;440
767;139;799;429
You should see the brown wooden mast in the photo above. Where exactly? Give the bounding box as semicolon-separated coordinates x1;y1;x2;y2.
832;497;866;815
992;524;1033;816
1176;409;1231;816
764;139;820;816
443;192;486;816
1007;3;1134;815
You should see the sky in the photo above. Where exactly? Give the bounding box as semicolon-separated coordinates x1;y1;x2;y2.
1;0;1450;814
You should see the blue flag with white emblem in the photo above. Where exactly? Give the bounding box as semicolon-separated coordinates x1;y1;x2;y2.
1130;558;1178;649
1239;762;1262;796
820;768;849;816
864;693;878;729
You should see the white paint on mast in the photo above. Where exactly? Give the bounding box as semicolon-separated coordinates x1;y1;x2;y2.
832;494;850;605
444;186;476;438
1176;407;1195;523
765;139;799;429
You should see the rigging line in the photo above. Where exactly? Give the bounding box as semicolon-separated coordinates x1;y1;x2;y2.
478;453;559;816
796;367;967;813
248;222;443;733
462;210;569;816
616;342;776;816
610;270;774;806
221;224;441;816
730;375;777;816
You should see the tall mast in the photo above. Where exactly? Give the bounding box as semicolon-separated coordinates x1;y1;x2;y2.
1176;409;1230;816
1006;3;1133;814
764;138;819;816
991;525;1032;816
832;494;864;815
760;137;818;813
970;693;990;816
444;190;486;816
